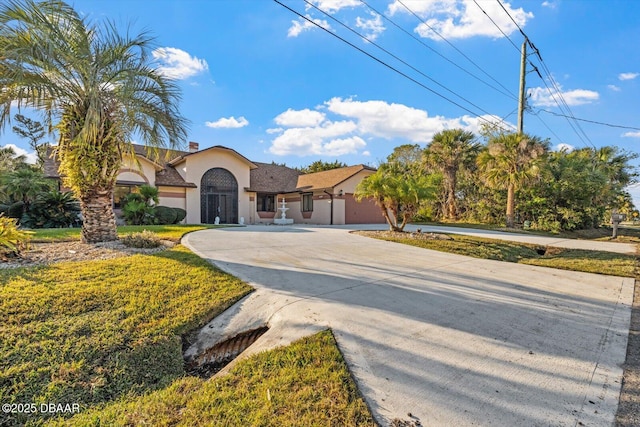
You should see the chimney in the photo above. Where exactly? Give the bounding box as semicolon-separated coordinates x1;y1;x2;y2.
188;141;199;153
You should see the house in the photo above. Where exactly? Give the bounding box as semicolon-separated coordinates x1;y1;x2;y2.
44;142;386;225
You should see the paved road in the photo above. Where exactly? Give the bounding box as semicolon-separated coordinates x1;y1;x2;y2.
183;225;633;426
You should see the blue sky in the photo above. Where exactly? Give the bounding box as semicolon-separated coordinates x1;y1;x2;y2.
2;0;640;195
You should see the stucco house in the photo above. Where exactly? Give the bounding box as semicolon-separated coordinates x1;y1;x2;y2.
44;142;385;225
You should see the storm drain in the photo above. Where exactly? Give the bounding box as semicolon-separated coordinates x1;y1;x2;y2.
185;326;269;378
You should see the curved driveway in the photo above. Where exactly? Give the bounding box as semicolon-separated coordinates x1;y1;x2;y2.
183;225;633;426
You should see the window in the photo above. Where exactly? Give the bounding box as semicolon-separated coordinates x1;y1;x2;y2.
302;193;313;212
113;185;136;209
257;193;275;212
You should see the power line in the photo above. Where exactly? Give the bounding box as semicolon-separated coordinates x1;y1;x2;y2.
302;0;510;126
358;0;517;101
473;0;520;52
393;0;516;100
493;0;595;148
534;108;640;131
273;0;512;133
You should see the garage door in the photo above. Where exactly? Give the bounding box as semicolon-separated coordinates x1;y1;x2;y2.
344;194;386;224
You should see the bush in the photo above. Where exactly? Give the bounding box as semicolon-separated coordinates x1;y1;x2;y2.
173;207;187;223
0;215;31;257
122;200;156;225
20;190;81;228
154;206;178;225
121;230;163;248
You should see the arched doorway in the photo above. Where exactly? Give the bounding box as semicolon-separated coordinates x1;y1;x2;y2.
200;168;238;224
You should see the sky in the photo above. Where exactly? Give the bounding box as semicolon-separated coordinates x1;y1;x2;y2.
2;0;640;199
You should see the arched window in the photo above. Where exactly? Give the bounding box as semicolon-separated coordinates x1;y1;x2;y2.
200;168;238;224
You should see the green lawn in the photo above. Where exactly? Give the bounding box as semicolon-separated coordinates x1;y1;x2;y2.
28;224;219;243
48;330;375;427
365;232;637;277
1;226;375;426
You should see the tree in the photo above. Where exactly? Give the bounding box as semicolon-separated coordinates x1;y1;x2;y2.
0;0;187;243
425;129;480;220
298;160;348;174
1;167;52;214
12;114;49;169
0;145;27;173
355;153;437;232
477;132;548;228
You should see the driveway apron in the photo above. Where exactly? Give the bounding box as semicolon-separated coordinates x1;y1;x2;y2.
183;225;633;426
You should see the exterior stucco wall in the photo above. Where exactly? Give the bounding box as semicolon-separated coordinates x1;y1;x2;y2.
158;186;186;210
181;149;252;224
119;155;157;186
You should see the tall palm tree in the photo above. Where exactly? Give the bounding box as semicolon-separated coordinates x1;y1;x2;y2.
0;0;188;242
477;132;548;228
425;129;479;220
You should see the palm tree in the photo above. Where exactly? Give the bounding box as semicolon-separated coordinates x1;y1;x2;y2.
477;132;548;228
425;129;480;220
1;167;52;214
0;0;188;242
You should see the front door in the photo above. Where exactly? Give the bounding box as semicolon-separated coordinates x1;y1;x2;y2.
200;168;238;224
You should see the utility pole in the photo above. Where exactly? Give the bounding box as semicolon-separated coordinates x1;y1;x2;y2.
517;38;527;134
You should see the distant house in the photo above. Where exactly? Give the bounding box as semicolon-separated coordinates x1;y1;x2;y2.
44;142;385;225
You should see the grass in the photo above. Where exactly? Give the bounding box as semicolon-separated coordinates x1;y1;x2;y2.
0;245;252;426
2;225;376;426
28;224;219;243
49;330;375;427
368;232;638;277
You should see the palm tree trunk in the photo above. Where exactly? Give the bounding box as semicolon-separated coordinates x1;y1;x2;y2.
445;168;457;220
506;184;516;228
79;188;117;243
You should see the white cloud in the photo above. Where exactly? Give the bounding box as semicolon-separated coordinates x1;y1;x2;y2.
622;131;640;138
275;108;326;127
1;144;38;164
267;98;512;156
356;12;385;41
205;116;249;129
152;47;208;80
308;0;361;13
269;120;359;156
388;0;533;40
541;1;557;9
608;84;621;92
528;86;599;107
553;143;575;152
287;16;332;37
619;72;639;81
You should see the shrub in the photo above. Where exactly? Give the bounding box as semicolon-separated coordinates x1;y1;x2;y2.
122;200;156;225
20;190;81;228
154;206;178;225
173;207;187;223
0;214;31;257
121;230;163;248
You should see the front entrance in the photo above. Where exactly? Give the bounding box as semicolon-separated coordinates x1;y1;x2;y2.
200;168;238;224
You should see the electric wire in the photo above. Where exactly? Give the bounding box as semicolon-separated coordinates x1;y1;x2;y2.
358;0;517;101
394;0;516;100
472;0;520;52
534;108;640;131
302;0;511;126
274;0;512;133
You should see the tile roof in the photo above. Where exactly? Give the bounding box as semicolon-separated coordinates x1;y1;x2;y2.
296;165;376;191
247;162;301;193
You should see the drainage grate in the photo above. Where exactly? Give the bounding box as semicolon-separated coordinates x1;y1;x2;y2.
185;326;269;378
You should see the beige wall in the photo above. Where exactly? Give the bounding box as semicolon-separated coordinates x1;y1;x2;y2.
119;155;158;186
158;186;186;210
181;148;252;224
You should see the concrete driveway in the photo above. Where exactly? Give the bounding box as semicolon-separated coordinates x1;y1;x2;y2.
183;225;633;426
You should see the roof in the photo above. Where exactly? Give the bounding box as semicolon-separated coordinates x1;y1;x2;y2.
247;162;301;193
168;145;258;169
296;165;376;191
43;144;197;188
